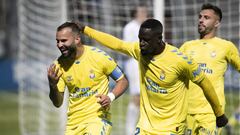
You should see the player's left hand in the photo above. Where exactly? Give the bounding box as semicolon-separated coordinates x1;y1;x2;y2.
96;94;111;107
216;114;228;127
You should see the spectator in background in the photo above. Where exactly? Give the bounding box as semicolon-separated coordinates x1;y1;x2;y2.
122;5;148;135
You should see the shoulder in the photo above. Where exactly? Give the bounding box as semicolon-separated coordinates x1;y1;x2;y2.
214;37;237;50
215;37;235;45
87;46;115;62
166;44;192;65
181;39;199;47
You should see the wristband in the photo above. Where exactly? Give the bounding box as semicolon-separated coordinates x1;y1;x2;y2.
107;92;115;102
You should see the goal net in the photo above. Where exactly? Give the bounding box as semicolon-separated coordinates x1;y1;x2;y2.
16;0;239;135
16;0;67;135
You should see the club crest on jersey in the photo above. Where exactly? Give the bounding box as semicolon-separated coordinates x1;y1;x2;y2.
66;76;73;82
89;69;95;79
159;70;165;80
210;51;216;58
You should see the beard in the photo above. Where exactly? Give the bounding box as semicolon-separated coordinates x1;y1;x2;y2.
198;24;213;37
61;43;77;58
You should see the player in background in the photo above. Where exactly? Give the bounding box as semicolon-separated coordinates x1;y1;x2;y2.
47;22;128;135
122;5;148;135
75;19;228;135
180;3;240;135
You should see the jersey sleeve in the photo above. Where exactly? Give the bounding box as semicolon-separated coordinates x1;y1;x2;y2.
182;55;205;83
109;66;124;81
98;52;125;81
84;26;141;60
226;42;240;72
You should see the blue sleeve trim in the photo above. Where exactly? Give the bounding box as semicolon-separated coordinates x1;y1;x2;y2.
110;66;123;81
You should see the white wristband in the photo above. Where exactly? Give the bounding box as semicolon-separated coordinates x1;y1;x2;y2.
107;92;115;102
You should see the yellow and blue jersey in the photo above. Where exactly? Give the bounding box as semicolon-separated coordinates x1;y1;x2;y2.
180;37;240;114
84;26;210;134
54;45;124;129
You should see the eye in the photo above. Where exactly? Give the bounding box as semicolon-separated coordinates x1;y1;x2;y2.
204;16;210;19
198;15;202;19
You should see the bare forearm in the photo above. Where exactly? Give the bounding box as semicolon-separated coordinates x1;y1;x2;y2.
197;77;223;117
49;84;64;107
111;76;129;100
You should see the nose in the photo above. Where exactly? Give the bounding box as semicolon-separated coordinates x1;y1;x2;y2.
57;44;64;49
140;40;146;46
199;17;203;23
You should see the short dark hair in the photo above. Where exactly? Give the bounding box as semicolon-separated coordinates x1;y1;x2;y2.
201;3;222;21
57;22;81;35
140;19;163;34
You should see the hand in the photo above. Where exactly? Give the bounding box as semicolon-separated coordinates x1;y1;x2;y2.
96;94;111;107
216;114;228;127
72;20;85;32
47;64;63;87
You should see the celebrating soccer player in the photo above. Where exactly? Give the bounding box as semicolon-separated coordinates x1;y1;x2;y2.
47;22;128;135
180;3;240;135
75;18;228;135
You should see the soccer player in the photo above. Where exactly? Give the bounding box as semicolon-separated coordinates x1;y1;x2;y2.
180;3;240;135
47;22;128;135
75;19;228;135
122;5;148;135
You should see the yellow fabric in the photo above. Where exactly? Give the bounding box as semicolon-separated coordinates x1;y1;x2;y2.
198;77;223;117
84;26;209;134
65;119;112;135
135;126;185;135
54;45;118;131
186;114;217;135
180;37;240;114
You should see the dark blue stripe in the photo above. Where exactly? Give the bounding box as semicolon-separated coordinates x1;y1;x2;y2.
110;66;123;81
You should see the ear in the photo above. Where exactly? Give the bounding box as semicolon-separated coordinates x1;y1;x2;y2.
75;36;81;45
214;20;220;28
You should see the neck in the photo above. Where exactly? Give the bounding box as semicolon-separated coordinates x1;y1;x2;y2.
156;41;165;55
75;45;84;59
200;30;216;39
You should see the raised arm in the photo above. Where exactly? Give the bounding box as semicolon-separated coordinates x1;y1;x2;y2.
47;64;64;107
75;22;139;59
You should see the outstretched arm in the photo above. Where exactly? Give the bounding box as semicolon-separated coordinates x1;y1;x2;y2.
195;77;228;127
47;64;64;108
75;22;139;58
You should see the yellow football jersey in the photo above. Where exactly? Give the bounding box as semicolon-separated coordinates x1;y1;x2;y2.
180;37;240;114
54;45;120;129
84;26;209;134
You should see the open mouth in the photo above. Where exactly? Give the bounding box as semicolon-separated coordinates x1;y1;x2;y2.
60;47;69;55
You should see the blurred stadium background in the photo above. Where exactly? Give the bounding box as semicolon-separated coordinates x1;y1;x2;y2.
0;0;239;135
